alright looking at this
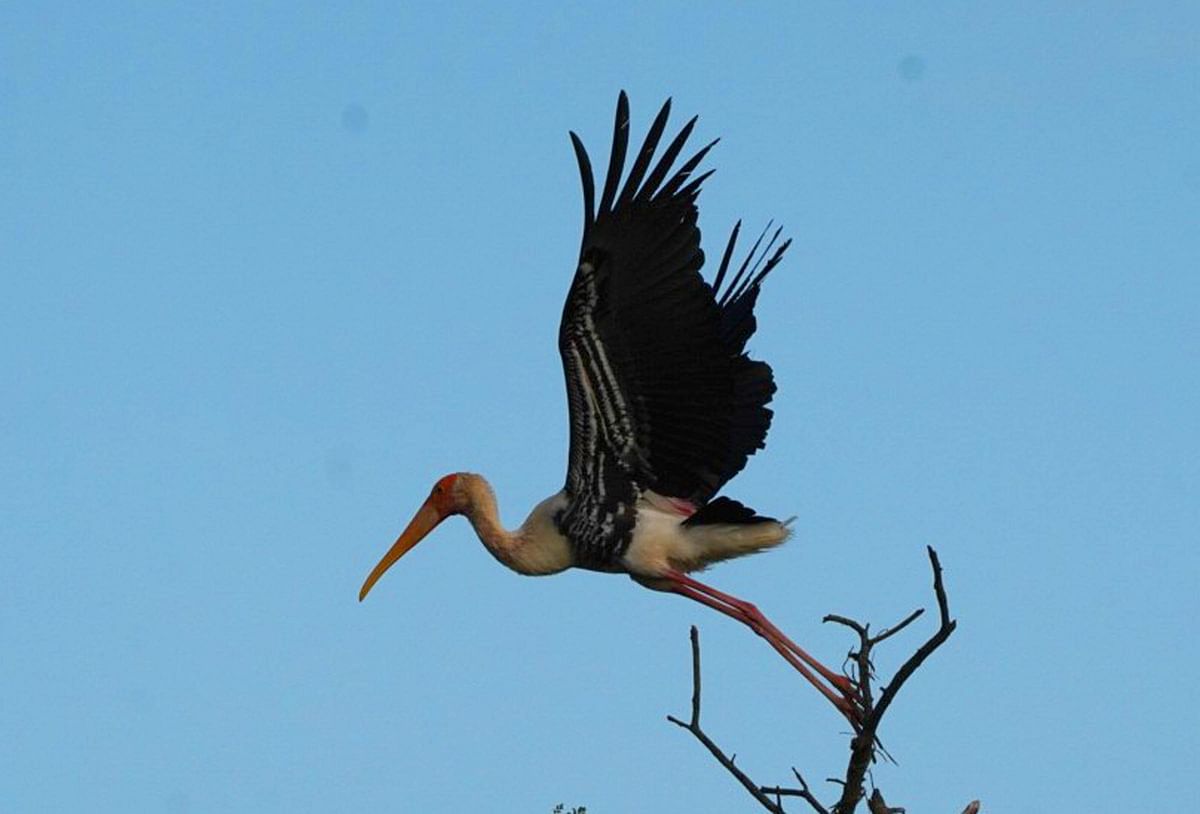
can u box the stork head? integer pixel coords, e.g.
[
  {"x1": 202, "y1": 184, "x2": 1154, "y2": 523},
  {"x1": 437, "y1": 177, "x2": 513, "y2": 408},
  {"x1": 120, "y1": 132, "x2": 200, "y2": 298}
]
[{"x1": 358, "y1": 473, "x2": 468, "y2": 601}]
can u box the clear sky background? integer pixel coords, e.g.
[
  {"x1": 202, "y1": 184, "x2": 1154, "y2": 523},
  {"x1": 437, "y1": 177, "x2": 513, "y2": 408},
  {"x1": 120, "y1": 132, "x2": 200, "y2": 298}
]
[{"x1": 2, "y1": 3, "x2": 1197, "y2": 812}]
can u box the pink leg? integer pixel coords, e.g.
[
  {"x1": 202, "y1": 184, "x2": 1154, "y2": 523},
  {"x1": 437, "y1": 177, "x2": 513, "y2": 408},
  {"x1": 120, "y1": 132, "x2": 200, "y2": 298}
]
[{"x1": 662, "y1": 570, "x2": 861, "y2": 725}]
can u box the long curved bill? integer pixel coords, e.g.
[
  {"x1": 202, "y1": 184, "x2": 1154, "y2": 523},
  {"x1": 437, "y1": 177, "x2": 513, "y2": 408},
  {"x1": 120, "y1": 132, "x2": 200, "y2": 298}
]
[{"x1": 359, "y1": 499, "x2": 445, "y2": 601}]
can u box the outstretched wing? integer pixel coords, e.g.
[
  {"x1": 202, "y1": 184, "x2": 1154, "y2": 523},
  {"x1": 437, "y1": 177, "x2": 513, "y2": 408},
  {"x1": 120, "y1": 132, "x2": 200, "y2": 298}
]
[{"x1": 557, "y1": 93, "x2": 790, "y2": 566}]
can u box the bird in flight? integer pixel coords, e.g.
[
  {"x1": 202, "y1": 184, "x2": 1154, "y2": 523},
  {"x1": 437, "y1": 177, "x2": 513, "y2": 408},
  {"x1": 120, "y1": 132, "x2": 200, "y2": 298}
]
[{"x1": 359, "y1": 92, "x2": 858, "y2": 722}]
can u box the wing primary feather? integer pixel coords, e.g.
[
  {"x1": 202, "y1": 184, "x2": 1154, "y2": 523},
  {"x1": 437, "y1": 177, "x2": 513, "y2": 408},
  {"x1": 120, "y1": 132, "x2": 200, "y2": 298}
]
[
  {"x1": 711, "y1": 220, "x2": 742, "y2": 295},
  {"x1": 658, "y1": 138, "x2": 719, "y2": 199},
  {"x1": 720, "y1": 220, "x2": 772, "y2": 307},
  {"x1": 677, "y1": 168, "x2": 716, "y2": 200},
  {"x1": 638, "y1": 115, "x2": 698, "y2": 201},
  {"x1": 616, "y1": 98, "x2": 671, "y2": 209},
  {"x1": 598, "y1": 91, "x2": 631, "y2": 217},
  {"x1": 735, "y1": 225, "x2": 783, "y2": 301},
  {"x1": 749, "y1": 237, "x2": 792, "y2": 290},
  {"x1": 569, "y1": 132, "x2": 596, "y2": 239}
]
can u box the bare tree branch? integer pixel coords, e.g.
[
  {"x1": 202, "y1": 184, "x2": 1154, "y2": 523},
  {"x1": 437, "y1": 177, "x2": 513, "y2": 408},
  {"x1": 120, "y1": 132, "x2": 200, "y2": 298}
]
[
  {"x1": 759, "y1": 768, "x2": 831, "y2": 814},
  {"x1": 833, "y1": 546, "x2": 957, "y2": 814},
  {"x1": 667, "y1": 547, "x2": 968, "y2": 814},
  {"x1": 869, "y1": 607, "x2": 926, "y2": 646},
  {"x1": 868, "y1": 547, "x2": 956, "y2": 730},
  {"x1": 667, "y1": 626, "x2": 785, "y2": 814}
]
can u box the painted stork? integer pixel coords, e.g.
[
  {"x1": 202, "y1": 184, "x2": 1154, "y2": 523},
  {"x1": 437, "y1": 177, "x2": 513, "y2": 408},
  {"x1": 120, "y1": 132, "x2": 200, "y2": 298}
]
[{"x1": 359, "y1": 93, "x2": 858, "y2": 721}]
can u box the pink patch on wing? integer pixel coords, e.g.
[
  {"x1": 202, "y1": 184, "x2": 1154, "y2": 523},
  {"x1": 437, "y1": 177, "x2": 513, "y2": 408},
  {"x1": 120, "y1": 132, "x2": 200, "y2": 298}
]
[{"x1": 665, "y1": 497, "x2": 698, "y2": 517}]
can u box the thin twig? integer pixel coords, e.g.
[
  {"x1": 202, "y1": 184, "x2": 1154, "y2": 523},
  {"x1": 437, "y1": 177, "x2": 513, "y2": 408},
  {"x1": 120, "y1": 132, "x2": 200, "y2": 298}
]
[
  {"x1": 792, "y1": 768, "x2": 831, "y2": 814},
  {"x1": 868, "y1": 547, "x2": 956, "y2": 730},
  {"x1": 760, "y1": 787, "x2": 830, "y2": 814},
  {"x1": 823, "y1": 614, "x2": 868, "y2": 637},
  {"x1": 666, "y1": 626, "x2": 785, "y2": 814},
  {"x1": 869, "y1": 608, "x2": 925, "y2": 646}
]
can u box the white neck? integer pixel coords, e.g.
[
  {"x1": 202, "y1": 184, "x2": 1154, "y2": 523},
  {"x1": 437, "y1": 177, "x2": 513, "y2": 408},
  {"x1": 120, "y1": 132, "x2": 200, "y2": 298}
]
[{"x1": 460, "y1": 476, "x2": 572, "y2": 576}]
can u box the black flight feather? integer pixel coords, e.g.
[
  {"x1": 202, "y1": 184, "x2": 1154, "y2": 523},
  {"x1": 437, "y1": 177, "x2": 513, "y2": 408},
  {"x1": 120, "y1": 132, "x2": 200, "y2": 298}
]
[
  {"x1": 568, "y1": 132, "x2": 595, "y2": 238},
  {"x1": 616, "y1": 98, "x2": 672, "y2": 210},
  {"x1": 557, "y1": 93, "x2": 792, "y2": 564},
  {"x1": 597, "y1": 91, "x2": 630, "y2": 218}
]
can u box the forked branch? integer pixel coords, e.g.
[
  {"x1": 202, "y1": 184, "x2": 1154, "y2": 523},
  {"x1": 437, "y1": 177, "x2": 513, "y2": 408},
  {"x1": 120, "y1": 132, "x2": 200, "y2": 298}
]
[
  {"x1": 667, "y1": 626, "x2": 786, "y2": 814},
  {"x1": 667, "y1": 546, "x2": 968, "y2": 813}
]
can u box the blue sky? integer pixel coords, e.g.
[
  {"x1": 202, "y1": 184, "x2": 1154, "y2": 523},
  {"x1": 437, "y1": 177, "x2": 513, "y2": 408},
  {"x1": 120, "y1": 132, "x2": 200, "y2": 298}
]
[{"x1": 2, "y1": 2, "x2": 1196, "y2": 811}]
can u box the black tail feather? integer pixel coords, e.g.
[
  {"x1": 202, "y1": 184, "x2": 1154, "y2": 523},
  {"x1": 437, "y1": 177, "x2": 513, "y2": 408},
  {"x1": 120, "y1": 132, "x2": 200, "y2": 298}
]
[{"x1": 684, "y1": 496, "x2": 778, "y2": 526}]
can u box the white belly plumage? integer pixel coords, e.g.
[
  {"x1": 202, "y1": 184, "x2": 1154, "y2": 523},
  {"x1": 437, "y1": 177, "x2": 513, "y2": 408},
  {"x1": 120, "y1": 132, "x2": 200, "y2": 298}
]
[{"x1": 620, "y1": 493, "x2": 791, "y2": 576}]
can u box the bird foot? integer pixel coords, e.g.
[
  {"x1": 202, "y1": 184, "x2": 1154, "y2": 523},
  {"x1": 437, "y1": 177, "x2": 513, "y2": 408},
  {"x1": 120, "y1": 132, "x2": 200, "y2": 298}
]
[
  {"x1": 831, "y1": 676, "x2": 867, "y2": 728},
  {"x1": 829, "y1": 672, "x2": 855, "y2": 695},
  {"x1": 845, "y1": 698, "x2": 866, "y2": 728}
]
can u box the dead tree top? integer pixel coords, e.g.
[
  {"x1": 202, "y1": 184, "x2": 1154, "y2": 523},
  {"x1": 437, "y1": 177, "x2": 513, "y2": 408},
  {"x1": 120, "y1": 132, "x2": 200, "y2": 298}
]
[{"x1": 668, "y1": 546, "x2": 975, "y2": 814}]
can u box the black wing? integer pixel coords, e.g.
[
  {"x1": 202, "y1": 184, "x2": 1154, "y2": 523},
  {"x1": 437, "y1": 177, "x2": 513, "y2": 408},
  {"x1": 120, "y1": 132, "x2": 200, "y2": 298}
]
[{"x1": 557, "y1": 93, "x2": 790, "y2": 567}]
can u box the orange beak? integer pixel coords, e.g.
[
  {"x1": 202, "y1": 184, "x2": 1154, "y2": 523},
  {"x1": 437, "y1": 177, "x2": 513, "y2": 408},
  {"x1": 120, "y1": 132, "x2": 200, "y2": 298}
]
[{"x1": 358, "y1": 497, "x2": 446, "y2": 601}]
